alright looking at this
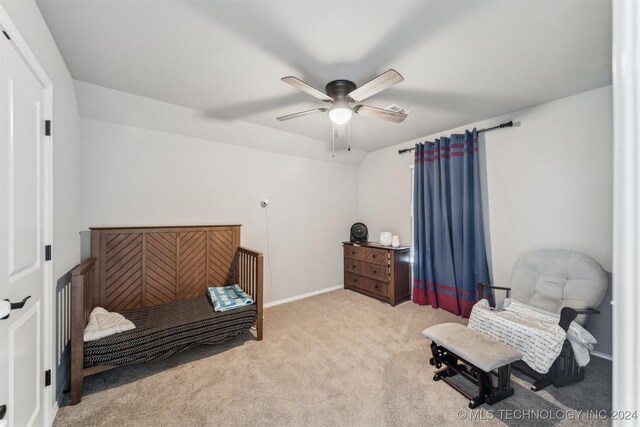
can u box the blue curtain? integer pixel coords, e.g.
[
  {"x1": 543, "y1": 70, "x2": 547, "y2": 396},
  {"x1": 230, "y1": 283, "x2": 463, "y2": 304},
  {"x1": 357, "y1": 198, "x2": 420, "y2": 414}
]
[{"x1": 412, "y1": 129, "x2": 492, "y2": 317}]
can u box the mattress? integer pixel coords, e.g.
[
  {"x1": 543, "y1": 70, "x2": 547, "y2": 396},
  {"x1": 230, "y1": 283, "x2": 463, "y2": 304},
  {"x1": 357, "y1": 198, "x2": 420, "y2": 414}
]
[{"x1": 83, "y1": 296, "x2": 257, "y2": 368}]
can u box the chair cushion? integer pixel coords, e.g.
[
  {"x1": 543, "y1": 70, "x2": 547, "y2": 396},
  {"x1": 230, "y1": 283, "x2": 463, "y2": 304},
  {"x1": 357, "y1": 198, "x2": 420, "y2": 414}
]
[
  {"x1": 422, "y1": 323, "x2": 521, "y2": 372},
  {"x1": 510, "y1": 250, "x2": 607, "y2": 323}
]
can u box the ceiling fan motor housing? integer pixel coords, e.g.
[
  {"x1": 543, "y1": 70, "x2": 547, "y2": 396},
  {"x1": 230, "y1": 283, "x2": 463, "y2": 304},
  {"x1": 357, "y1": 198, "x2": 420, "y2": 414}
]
[{"x1": 325, "y1": 80, "x2": 357, "y2": 101}]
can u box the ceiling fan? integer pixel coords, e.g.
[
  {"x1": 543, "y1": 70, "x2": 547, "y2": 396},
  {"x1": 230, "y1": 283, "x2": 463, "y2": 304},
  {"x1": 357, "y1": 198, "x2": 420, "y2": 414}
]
[{"x1": 276, "y1": 69, "x2": 407, "y2": 125}]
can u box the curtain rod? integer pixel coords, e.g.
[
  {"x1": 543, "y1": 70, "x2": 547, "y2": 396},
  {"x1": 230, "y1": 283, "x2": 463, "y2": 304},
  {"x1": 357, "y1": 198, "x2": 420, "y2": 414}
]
[{"x1": 397, "y1": 120, "x2": 513, "y2": 155}]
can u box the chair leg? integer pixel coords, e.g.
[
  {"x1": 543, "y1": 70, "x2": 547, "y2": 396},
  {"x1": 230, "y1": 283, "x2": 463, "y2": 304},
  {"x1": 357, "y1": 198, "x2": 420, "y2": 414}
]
[
  {"x1": 469, "y1": 371, "x2": 492, "y2": 408},
  {"x1": 551, "y1": 342, "x2": 585, "y2": 388},
  {"x1": 514, "y1": 341, "x2": 587, "y2": 391},
  {"x1": 531, "y1": 376, "x2": 553, "y2": 391},
  {"x1": 429, "y1": 343, "x2": 516, "y2": 408},
  {"x1": 553, "y1": 370, "x2": 585, "y2": 388},
  {"x1": 481, "y1": 365, "x2": 515, "y2": 406}
]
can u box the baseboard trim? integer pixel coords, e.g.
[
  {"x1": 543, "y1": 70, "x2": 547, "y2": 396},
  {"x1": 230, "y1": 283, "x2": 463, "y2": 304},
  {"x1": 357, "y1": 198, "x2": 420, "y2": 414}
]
[
  {"x1": 51, "y1": 401, "x2": 59, "y2": 423},
  {"x1": 591, "y1": 351, "x2": 612, "y2": 361},
  {"x1": 55, "y1": 370, "x2": 70, "y2": 409},
  {"x1": 264, "y1": 285, "x2": 343, "y2": 309},
  {"x1": 51, "y1": 371, "x2": 68, "y2": 422}
]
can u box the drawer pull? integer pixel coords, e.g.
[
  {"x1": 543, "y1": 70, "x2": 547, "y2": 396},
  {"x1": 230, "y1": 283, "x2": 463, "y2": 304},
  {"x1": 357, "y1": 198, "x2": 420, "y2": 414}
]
[
  {"x1": 375, "y1": 283, "x2": 379, "y2": 289},
  {"x1": 372, "y1": 255, "x2": 376, "y2": 258},
  {"x1": 352, "y1": 265, "x2": 357, "y2": 269},
  {"x1": 373, "y1": 269, "x2": 377, "y2": 274},
  {"x1": 353, "y1": 278, "x2": 358, "y2": 282},
  {"x1": 352, "y1": 251, "x2": 356, "y2": 255}
]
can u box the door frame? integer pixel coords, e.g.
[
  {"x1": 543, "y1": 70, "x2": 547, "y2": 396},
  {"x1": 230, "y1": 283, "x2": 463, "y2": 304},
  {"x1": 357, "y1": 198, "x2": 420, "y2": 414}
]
[
  {"x1": 612, "y1": 0, "x2": 640, "y2": 419},
  {"x1": 0, "y1": 4, "x2": 54, "y2": 426}
]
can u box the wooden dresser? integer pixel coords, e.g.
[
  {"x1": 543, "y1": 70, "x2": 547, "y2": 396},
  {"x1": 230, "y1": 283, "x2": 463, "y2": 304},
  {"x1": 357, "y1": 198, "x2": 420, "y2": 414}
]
[{"x1": 343, "y1": 241, "x2": 411, "y2": 306}]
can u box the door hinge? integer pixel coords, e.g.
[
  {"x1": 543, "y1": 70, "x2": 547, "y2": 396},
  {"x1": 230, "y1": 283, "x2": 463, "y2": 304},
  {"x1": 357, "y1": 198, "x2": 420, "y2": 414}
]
[
  {"x1": 45, "y1": 370, "x2": 51, "y2": 387},
  {"x1": 45, "y1": 120, "x2": 52, "y2": 136},
  {"x1": 45, "y1": 245, "x2": 52, "y2": 261}
]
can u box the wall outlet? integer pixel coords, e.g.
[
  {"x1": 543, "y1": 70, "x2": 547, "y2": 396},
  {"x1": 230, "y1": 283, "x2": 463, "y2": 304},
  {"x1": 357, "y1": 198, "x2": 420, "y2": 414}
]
[{"x1": 260, "y1": 199, "x2": 270, "y2": 208}]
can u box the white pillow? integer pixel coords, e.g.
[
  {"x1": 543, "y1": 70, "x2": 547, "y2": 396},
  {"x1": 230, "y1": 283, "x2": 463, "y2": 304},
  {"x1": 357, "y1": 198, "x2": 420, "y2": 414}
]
[{"x1": 84, "y1": 307, "x2": 136, "y2": 342}]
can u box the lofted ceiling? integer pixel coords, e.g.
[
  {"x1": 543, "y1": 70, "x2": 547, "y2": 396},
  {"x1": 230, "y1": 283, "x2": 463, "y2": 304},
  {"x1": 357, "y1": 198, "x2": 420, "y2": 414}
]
[{"x1": 36, "y1": 0, "x2": 612, "y2": 153}]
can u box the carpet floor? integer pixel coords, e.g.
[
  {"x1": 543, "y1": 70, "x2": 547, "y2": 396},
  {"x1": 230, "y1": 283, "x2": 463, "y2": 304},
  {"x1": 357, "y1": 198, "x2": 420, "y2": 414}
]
[{"x1": 54, "y1": 289, "x2": 612, "y2": 427}]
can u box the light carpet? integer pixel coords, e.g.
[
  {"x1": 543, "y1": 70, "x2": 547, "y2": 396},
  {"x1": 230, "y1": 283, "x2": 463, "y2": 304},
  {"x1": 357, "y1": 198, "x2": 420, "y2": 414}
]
[{"x1": 54, "y1": 289, "x2": 612, "y2": 426}]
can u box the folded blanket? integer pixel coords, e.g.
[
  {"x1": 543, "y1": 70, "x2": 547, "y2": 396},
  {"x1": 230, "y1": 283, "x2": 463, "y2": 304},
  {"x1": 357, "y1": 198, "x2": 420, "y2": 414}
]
[
  {"x1": 500, "y1": 298, "x2": 596, "y2": 367},
  {"x1": 207, "y1": 284, "x2": 254, "y2": 312},
  {"x1": 84, "y1": 307, "x2": 136, "y2": 342},
  {"x1": 468, "y1": 298, "x2": 596, "y2": 374},
  {"x1": 469, "y1": 299, "x2": 564, "y2": 373}
]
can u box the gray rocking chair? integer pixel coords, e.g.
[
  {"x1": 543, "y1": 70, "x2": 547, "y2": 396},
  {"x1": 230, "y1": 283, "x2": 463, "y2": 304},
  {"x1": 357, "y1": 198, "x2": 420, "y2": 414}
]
[{"x1": 477, "y1": 249, "x2": 607, "y2": 391}]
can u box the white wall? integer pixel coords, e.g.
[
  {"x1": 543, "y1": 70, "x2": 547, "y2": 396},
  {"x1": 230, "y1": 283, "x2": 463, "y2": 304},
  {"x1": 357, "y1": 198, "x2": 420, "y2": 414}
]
[
  {"x1": 1, "y1": 0, "x2": 82, "y2": 405},
  {"x1": 358, "y1": 86, "x2": 613, "y2": 354},
  {"x1": 80, "y1": 117, "x2": 358, "y2": 303}
]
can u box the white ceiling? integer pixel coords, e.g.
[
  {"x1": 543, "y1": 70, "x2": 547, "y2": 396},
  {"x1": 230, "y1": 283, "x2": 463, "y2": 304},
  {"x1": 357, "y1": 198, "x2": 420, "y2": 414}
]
[{"x1": 37, "y1": 0, "x2": 612, "y2": 153}]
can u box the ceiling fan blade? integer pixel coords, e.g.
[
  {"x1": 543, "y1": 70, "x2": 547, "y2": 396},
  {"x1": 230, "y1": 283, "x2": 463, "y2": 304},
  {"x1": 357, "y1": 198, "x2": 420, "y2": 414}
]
[
  {"x1": 276, "y1": 108, "x2": 328, "y2": 121},
  {"x1": 348, "y1": 69, "x2": 404, "y2": 102},
  {"x1": 354, "y1": 105, "x2": 407, "y2": 123},
  {"x1": 281, "y1": 76, "x2": 333, "y2": 102}
]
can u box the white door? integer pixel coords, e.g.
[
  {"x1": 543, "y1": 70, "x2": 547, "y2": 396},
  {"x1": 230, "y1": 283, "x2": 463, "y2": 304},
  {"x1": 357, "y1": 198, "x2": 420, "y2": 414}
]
[{"x1": 0, "y1": 30, "x2": 51, "y2": 427}]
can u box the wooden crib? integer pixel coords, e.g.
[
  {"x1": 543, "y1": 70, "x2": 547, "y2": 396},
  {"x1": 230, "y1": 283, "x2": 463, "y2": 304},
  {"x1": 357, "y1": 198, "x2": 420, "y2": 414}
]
[{"x1": 69, "y1": 225, "x2": 263, "y2": 404}]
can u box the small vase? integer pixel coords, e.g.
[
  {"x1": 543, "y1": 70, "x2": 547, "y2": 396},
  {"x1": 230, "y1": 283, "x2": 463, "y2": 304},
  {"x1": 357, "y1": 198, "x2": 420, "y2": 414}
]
[{"x1": 391, "y1": 235, "x2": 400, "y2": 248}]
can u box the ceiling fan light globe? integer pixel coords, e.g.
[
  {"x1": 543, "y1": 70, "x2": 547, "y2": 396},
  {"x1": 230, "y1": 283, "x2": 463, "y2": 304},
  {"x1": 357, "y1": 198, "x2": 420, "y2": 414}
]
[{"x1": 329, "y1": 107, "x2": 352, "y2": 124}]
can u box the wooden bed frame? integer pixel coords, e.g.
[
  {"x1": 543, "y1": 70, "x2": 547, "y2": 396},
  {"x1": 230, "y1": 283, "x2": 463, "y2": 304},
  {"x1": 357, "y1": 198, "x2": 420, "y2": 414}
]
[{"x1": 69, "y1": 225, "x2": 263, "y2": 405}]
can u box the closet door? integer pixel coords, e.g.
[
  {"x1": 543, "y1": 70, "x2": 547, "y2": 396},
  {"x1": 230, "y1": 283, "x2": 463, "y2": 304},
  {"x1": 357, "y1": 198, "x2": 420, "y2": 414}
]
[{"x1": 0, "y1": 31, "x2": 50, "y2": 427}]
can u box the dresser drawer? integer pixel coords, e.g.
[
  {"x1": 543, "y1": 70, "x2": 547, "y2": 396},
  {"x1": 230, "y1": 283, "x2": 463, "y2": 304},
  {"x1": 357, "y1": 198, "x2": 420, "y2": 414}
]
[
  {"x1": 364, "y1": 247, "x2": 388, "y2": 266},
  {"x1": 345, "y1": 271, "x2": 365, "y2": 288},
  {"x1": 365, "y1": 278, "x2": 389, "y2": 298},
  {"x1": 344, "y1": 245, "x2": 367, "y2": 261},
  {"x1": 363, "y1": 263, "x2": 388, "y2": 282},
  {"x1": 345, "y1": 259, "x2": 363, "y2": 275},
  {"x1": 345, "y1": 273, "x2": 389, "y2": 298}
]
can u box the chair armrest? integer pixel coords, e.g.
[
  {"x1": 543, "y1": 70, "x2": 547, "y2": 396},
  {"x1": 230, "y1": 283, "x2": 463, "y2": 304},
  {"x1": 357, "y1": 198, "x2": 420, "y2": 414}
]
[
  {"x1": 559, "y1": 307, "x2": 578, "y2": 332},
  {"x1": 573, "y1": 308, "x2": 600, "y2": 315},
  {"x1": 568, "y1": 307, "x2": 600, "y2": 328},
  {"x1": 476, "y1": 282, "x2": 511, "y2": 298},
  {"x1": 487, "y1": 285, "x2": 512, "y2": 292}
]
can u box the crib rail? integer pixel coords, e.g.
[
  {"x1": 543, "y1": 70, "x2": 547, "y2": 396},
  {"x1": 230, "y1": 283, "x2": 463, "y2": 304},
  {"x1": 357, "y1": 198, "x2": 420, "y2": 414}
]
[
  {"x1": 235, "y1": 246, "x2": 263, "y2": 340},
  {"x1": 56, "y1": 277, "x2": 71, "y2": 367},
  {"x1": 70, "y1": 258, "x2": 97, "y2": 405}
]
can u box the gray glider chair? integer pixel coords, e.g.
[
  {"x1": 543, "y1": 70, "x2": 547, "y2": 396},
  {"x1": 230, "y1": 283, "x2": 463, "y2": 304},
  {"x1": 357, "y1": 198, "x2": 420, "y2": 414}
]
[{"x1": 478, "y1": 249, "x2": 607, "y2": 391}]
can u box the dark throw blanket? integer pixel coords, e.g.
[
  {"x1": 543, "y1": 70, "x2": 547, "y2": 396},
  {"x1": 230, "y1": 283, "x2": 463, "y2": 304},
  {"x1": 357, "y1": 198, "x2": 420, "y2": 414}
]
[{"x1": 83, "y1": 296, "x2": 257, "y2": 368}]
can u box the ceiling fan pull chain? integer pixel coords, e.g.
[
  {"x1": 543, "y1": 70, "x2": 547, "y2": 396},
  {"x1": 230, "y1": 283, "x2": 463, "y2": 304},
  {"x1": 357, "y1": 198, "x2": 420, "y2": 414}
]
[
  {"x1": 332, "y1": 123, "x2": 336, "y2": 158},
  {"x1": 347, "y1": 120, "x2": 351, "y2": 152}
]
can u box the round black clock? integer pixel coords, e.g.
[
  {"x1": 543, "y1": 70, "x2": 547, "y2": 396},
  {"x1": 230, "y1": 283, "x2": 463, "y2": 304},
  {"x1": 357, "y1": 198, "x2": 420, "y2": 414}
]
[{"x1": 350, "y1": 222, "x2": 368, "y2": 243}]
